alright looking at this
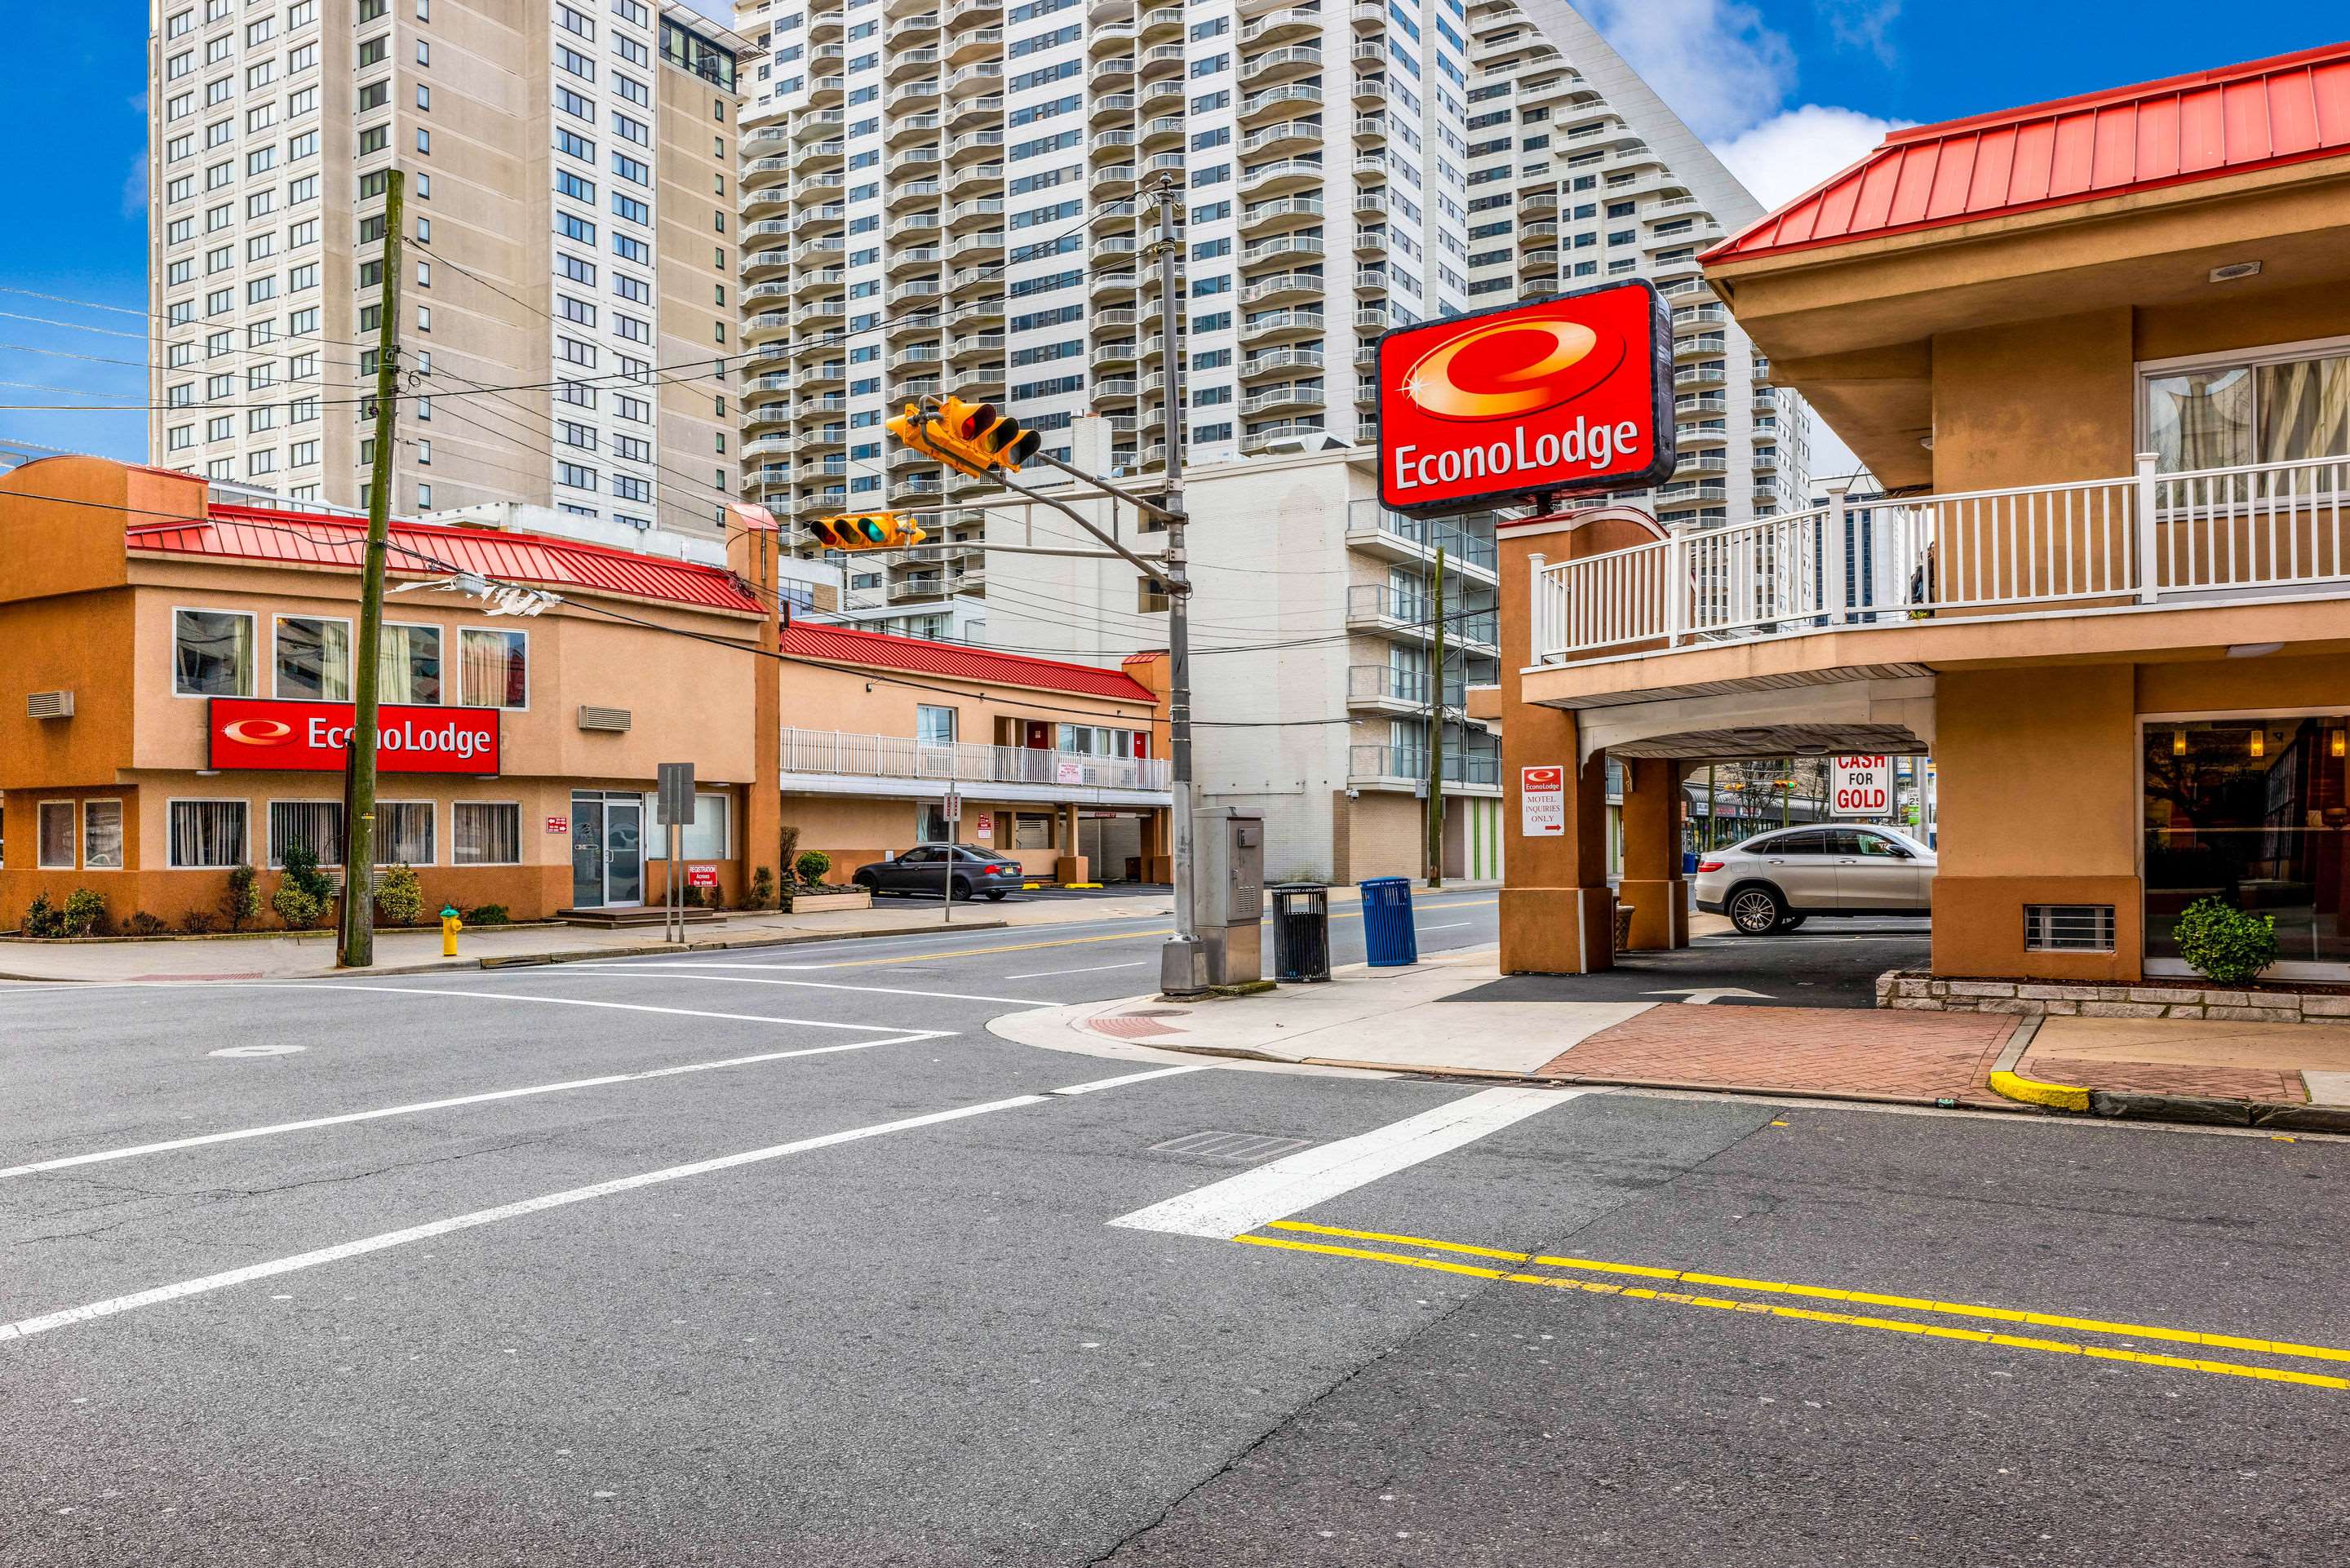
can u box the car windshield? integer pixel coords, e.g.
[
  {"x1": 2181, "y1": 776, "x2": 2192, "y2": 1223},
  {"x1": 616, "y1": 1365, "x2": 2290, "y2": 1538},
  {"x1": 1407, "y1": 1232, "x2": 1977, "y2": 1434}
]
[{"x1": 917, "y1": 844, "x2": 999, "y2": 860}]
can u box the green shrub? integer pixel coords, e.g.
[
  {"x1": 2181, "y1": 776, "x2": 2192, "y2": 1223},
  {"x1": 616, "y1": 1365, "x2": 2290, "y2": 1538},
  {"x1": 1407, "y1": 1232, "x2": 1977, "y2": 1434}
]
[
  {"x1": 59, "y1": 888, "x2": 109, "y2": 938},
  {"x1": 795, "y1": 849, "x2": 832, "y2": 888},
  {"x1": 125, "y1": 910, "x2": 168, "y2": 937},
  {"x1": 464, "y1": 903, "x2": 512, "y2": 927},
  {"x1": 374, "y1": 863, "x2": 424, "y2": 927},
  {"x1": 271, "y1": 882, "x2": 326, "y2": 929},
  {"x1": 20, "y1": 892, "x2": 64, "y2": 939},
  {"x1": 748, "y1": 866, "x2": 776, "y2": 910},
  {"x1": 180, "y1": 909, "x2": 220, "y2": 935},
  {"x1": 2174, "y1": 896, "x2": 2279, "y2": 986},
  {"x1": 271, "y1": 844, "x2": 336, "y2": 929},
  {"x1": 224, "y1": 864, "x2": 261, "y2": 931}
]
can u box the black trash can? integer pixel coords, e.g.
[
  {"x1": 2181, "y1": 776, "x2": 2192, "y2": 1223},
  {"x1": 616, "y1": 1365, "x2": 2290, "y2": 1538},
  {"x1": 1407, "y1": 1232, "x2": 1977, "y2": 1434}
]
[{"x1": 1270, "y1": 882, "x2": 1332, "y2": 982}]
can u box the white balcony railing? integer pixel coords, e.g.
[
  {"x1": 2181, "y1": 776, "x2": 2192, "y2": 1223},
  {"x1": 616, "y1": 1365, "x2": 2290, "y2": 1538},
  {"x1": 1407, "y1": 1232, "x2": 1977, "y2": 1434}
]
[
  {"x1": 781, "y1": 726, "x2": 1172, "y2": 793},
  {"x1": 1532, "y1": 454, "x2": 2350, "y2": 666}
]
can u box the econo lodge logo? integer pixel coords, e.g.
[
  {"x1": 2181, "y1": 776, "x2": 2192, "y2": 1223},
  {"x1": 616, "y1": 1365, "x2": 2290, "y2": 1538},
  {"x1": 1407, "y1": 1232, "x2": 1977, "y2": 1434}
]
[
  {"x1": 219, "y1": 718, "x2": 295, "y2": 747},
  {"x1": 1375, "y1": 281, "x2": 1673, "y2": 515},
  {"x1": 206, "y1": 698, "x2": 502, "y2": 775}
]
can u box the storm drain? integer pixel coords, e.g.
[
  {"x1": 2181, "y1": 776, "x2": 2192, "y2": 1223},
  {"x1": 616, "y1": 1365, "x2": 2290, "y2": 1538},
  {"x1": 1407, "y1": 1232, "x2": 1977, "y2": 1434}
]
[{"x1": 1148, "y1": 1131, "x2": 1313, "y2": 1163}]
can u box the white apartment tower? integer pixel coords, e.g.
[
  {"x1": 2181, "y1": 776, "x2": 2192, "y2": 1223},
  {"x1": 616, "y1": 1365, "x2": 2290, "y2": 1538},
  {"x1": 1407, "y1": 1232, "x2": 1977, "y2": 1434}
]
[
  {"x1": 148, "y1": 0, "x2": 748, "y2": 539},
  {"x1": 732, "y1": 0, "x2": 1482, "y2": 635},
  {"x1": 1464, "y1": 0, "x2": 1812, "y2": 524}
]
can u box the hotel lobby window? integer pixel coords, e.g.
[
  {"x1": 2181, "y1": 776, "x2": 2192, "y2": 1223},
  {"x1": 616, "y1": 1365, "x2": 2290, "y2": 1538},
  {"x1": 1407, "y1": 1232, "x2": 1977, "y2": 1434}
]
[{"x1": 2144, "y1": 716, "x2": 2350, "y2": 972}]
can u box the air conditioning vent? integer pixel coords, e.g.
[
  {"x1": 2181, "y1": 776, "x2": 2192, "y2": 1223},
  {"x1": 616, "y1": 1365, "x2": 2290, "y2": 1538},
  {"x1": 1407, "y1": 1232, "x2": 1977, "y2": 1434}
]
[
  {"x1": 27, "y1": 690, "x2": 73, "y2": 720},
  {"x1": 2024, "y1": 904, "x2": 2115, "y2": 953},
  {"x1": 578, "y1": 705, "x2": 633, "y2": 733}
]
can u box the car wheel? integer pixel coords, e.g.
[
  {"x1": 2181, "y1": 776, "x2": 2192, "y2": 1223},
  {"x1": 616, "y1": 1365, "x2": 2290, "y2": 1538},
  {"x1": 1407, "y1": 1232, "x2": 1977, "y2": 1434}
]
[
  {"x1": 1727, "y1": 885, "x2": 1783, "y2": 936},
  {"x1": 983, "y1": 889, "x2": 1007, "y2": 901},
  {"x1": 951, "y1": 878, "x2": 973, "y2": 901},
  {"x1": 853, "y1": 873, "x2": 876, "y2": 891}
]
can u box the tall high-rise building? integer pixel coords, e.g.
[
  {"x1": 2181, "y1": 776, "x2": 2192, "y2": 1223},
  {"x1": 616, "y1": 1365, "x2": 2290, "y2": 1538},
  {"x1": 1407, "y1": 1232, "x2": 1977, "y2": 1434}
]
[
  {"x1": 731, "y1": 0, "x2": 1482, "y2": 636},
  {"x1": 147, "y1": 0, "x2": 748, "y2": 538},
  {"x1": 1465, "y1": 0, "x2": 1812, "y2": 524}
]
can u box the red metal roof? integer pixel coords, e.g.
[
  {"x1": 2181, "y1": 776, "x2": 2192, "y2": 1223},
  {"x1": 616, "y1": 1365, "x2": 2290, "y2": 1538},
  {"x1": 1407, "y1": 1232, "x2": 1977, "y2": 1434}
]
[
  {"x1": 126, "y1": 505, "x2": 762, "y2": 613},
  {"x1": 1707, "y1": 40, "x2": 2350, "y2": 264},
  {"x1": 779, "y1": 621, "x2": 1159, "y2": 705}
]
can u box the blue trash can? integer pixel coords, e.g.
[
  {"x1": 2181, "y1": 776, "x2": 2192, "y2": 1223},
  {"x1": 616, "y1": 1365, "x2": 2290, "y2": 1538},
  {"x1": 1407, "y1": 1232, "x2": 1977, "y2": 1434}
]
[
  {"x1": 1359, "y1": 876, "x2": 1417, "y2": 968},
  {"x1": 1682, "y1": 851, "x2": 1700, "y2": 875}
]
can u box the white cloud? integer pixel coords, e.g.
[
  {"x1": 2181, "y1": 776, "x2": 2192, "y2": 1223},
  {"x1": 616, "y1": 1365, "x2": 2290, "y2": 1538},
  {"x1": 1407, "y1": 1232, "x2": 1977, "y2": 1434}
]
[
  {"x1": 1579, "y1": 0, "x2": 1796, "y2": 140},
  {"x1": 1715, "y1": 104, "x2": 1909, "y2": 210}
]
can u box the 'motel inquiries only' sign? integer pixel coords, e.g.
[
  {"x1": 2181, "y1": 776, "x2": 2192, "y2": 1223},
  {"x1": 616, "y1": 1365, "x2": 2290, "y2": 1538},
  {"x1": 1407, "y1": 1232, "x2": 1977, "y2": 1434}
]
[
  {"x1": 207, "y1": 698, "x2": 503, "y2": 774},
  {"x1": 1375, "y1": 281, "x2": 1675, "y2": 516}
]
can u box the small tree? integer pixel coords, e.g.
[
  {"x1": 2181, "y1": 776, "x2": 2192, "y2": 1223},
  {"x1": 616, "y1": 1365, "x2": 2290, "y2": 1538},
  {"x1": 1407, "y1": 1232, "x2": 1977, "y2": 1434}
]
[
  {"x1": 794, "y1": 849, "x2": 832, "y2": 888},
  {"x1": 60, "y1": 888, "x2": 109, "y2": 937},
  {"x1": 223, "y1": 864, "x2": 262, "y2": 932},
  {"x1": 748, "y1": 866, "x2": 777, "y2": 910},
  {"x1": 2174, "y1": 896, "x2": 2279, "y2": 986},
  {"x1": 271, "y1": 844, "x2": 336, "y2": 930},
  {"x1": 20, "y1": 892, "x2": 64, "y2": 938},
  {"x1": 374, "y1": 863, "x2": 424, "y2": 927}
]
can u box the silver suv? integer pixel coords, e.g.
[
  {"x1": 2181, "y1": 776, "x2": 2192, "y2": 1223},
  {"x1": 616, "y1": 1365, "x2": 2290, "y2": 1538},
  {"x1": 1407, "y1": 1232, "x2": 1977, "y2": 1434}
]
[{"x1": 1692, "y1": 826, "x2": 1936, "y2": 935}]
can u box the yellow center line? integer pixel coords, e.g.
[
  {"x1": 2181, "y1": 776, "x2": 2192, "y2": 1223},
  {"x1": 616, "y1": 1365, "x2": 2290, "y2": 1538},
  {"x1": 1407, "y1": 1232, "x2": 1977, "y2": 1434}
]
[
  {"x1": 808, "y1": 899, "x2": 1495, "y2": 968},
  {"x1": 1234, "y1": 1234, "x2": 2350, "y2": 1393},
  {"x1": 1261, "y1": 1220, "x2": 2350, "y2": 1371}
]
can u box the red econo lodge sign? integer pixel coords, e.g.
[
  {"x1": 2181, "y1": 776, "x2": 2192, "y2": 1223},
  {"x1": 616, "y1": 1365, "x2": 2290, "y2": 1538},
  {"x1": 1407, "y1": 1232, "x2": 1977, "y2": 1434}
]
[
  {"x1": 1375, "y1": 281, "x2": 1674, "y2": 516},
  {"x1": 207, "y1": 698, "x2": 503, "y2": 774}
]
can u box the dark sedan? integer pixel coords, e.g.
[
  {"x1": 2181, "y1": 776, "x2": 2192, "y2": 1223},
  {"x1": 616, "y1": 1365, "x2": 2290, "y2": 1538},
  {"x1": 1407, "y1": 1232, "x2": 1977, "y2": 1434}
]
[{"x1": 852, "y1": 844, "x2": 1026, "y2": 901}]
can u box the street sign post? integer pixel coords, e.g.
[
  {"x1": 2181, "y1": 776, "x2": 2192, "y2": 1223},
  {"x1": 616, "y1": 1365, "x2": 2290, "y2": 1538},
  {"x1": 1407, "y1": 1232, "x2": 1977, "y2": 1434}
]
[
  {"x1": 656, "y1": 763, "x2": 696, "y2": 943},
  {"x1": 941, "y1": 792, "x2": 964, "y2": 924}
]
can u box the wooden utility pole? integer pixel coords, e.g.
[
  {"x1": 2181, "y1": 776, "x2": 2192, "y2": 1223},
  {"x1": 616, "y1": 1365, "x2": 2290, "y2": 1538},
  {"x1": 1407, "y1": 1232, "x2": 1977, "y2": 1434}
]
[
  {"x1": 1425, "y1": 545, "x2": 1446, "y2": 887},
  {"x1": 339, "y1": 167, "x2": 406, "y2": 968}
]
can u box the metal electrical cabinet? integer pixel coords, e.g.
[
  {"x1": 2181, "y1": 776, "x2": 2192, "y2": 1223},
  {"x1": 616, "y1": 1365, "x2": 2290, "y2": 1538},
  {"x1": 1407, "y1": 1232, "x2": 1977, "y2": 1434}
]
[{"x1": 1191, "y1": 806, "x2": 1265, "y2": 986}]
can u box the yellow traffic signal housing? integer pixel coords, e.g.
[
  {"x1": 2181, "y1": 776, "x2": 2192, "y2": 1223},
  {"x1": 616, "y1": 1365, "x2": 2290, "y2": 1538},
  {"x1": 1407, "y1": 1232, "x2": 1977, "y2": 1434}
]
[
  {"x1": 810, "y1": 512, "x2": 928, "y2": 551},
  {"x1": 921, "y1": 396, "x2": 1044, "y2": 477}
]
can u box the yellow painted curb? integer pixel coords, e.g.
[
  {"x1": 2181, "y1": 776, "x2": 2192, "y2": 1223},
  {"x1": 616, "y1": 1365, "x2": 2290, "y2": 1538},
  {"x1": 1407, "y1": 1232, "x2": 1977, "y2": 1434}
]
[{"x1": 1988, "y1": 1070, "x2": 2091, "y2": 1113}]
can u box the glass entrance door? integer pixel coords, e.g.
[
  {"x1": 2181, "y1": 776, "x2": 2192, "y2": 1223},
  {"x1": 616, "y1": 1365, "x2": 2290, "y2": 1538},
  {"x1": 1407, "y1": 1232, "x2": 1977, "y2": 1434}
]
[
  {"x1": 570, "y1": 796, "x2": 606, "y2": 909},
  {"x1": 569, "y1": 791, "x2": 647, "y2": 909}
]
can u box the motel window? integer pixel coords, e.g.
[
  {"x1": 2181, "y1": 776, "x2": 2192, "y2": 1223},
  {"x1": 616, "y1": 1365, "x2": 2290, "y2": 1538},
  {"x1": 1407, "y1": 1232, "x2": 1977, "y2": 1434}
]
[
  {"x1": 83, "y1": 801, "x2": 125, "y2": 870},
  {"x1": 2143, "y1": 343, "x2": 2350, "y2": 472},
  {"x1": 453, "y1": 802, "x2": 521, "y2": 865},
  {"x1": 268, "y1": 800, "x2": 344, "y2": 868},
  {"x1": 459, "y1": 628, "x2": 529, "y2": 709},
  {"x1": 37, "y1": 802, "x2": 75, "y2": 870},
  {"x1": 174, "y1": 608, "x2": 255, "y2": 696},
  {"x1": 378, "y1": 801, "x2": 435, "y2": 866},
  {"x1": 169, "y1": 800, "x2": 248, "y2": 868},
  {"x1": 683, "y1": 791, "x2": 728, "y2": 859},
  {"x1": 381, "y1": 622, "x2": 443, "y2": 704},
  {"x1": 275, "y1": 615, "x2": 352, "y2": 700},
  {"x1": 916, "y1": 704, "x2": 956, "y2": 746}
]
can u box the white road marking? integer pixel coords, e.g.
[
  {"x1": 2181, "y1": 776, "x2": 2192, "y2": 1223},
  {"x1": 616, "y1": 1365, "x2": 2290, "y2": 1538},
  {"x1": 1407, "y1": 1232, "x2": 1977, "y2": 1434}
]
[
  {"x1": 209, "y1": 1045, "x2": 307, "y2": 1058},
  {"x1": 237, "y1": 982, "x2": 917, "y2": 1032},
  {"x1": 1108, "y1": 1086, "x2": 1586, "y2": 1239},
  {"x1": 561, "y1": 965, "x2": 1049, "y2": 1006},
  {"x1": 1002, "y1": 961, "x2": 1151, "y2": 980},
  {"x1": 1050, "y1": 1064, "x2": 1209, "y2": 1096},
  {"x1": 0, "y1": 1033, "x2": 943, "y2": 1182},
  {"x1": 1419, "y1": 923, "x2": 1473, "y2": 932},
  {"x1": 2, "y1": 1066, "x2": 1192, "y2": 1345},
  {"x1": 1643, "y1": 987, "x2": 1774, "y2": 1005}
]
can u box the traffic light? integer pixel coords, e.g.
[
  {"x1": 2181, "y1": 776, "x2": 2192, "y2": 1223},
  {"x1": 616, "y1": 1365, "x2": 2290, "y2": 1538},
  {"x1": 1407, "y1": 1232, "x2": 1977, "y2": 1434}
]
[
  {"x1": 809, "y1": 512, "x2": 927, "y2": 551},
  {"x1": 922, "y1": 396, "x2": 1044, "y2": 477}
]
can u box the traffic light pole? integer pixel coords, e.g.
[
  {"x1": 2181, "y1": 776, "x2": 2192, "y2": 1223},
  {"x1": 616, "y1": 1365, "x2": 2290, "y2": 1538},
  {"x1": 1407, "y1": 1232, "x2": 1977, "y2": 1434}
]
[{"x1": 1145, "y1": 177, "x2": 1204, "y2": 996}]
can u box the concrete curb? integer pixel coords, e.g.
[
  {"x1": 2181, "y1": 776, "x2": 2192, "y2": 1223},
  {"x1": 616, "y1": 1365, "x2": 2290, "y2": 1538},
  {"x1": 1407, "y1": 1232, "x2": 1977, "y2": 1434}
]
[
  {"x1": 1985, "y1": 1067, "x2": 2350, "y2": 1133},
  {"x1": 1986, "y1": 1070, "x2": 2091, "y2": 1113},
  {"x1": 0, "y1": 919, "x2": 1013, "y2": 983}
]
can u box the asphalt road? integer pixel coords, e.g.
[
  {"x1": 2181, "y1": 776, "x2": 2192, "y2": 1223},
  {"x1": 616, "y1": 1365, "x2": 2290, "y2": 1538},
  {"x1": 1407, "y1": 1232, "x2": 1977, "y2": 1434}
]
[
  {"x1": 4, "y1": 895, "x2": 2347, "y2": 1567},
  {"x1": 1446, "y1": 917, "x2": 1935, "y2": 1008}
]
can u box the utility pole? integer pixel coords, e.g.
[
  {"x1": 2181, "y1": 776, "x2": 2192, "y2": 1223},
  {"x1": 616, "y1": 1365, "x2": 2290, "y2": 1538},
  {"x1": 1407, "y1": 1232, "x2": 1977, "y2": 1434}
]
[
  {"x1": 1424, "y1": 544, "x2": 1445, "y2": 888},
  {"x1": 339, "y1": 167, "x2": 405, "y2": 969},
  {"x1": 1149, "y1": 176, "x2": 1205, "y2": 996}
]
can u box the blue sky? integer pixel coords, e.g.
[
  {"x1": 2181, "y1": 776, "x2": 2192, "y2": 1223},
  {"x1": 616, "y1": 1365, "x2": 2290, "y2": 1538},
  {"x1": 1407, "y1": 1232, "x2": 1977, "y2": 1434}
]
[{"x1": 0, "y1": 0, "x2": 2340, "y2": 465}]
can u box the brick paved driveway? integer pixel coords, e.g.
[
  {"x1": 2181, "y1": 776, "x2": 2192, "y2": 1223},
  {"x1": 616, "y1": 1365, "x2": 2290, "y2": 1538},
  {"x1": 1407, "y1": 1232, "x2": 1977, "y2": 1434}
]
[{"x1": 1536, "y1": 1003, "x2": 2020, "y2": 1105}]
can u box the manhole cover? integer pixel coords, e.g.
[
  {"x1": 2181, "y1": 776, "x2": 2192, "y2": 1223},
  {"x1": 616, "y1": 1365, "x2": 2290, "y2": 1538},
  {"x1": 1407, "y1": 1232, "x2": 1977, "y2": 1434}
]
[{"x1": 1148, "y1": 1131, "x2": 1313, "y2": 1163}]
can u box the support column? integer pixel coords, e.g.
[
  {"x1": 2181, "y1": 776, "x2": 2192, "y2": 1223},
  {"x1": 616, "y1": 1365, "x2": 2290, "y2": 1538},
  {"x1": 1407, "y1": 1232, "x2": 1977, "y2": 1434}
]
[
  {"x1": 1619, "y1": 756, "x2": 1687, "y2": 950},
  {"x1": 1056, "y1": 801, "x2": 1089, "y2": 885},
  {"x1": 726, "y1": 515, "x2": 784, "y2": 910}
]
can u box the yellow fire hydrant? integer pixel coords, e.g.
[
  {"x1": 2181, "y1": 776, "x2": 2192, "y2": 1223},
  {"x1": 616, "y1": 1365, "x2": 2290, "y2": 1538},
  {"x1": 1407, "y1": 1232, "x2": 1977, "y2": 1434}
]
[{"x1": 440, "y1": 905, "x2": 463, "y2": 958}]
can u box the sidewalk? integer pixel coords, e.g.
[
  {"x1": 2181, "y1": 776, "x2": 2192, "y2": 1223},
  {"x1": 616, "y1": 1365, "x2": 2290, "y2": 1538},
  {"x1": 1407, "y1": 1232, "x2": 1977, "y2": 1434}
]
[
  {"x1": 0, "y1": 891, "x2": 1175, "y2": 982},
  {"x1": 991, "y1": 946, "x2": 2350, "y2": 1126}
]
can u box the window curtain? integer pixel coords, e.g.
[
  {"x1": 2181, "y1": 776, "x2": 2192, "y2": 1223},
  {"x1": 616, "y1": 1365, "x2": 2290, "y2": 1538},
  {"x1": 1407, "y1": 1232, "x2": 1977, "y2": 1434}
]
[
  {"x1": 2145, "y1": 368, "x2": 2255, "y2": 472},
  {"x1": 82, "y1": 802, "x2": 124, "y2": 869},
  {"x1": 169, "y1": 801, "x2": 247, "y2": 869},
  {"x1": 175, "y1": 610, "x2": 253, "y2": 695},
  {"x1": 460, "y1": 630, "x2": 525, "y2": 708},
  {"x1": 379, "y1": 625, "x2": 441, "y2": 705},
  {"x1": 2259, "y1": 355, "x2": 2350, "y2": 466}
]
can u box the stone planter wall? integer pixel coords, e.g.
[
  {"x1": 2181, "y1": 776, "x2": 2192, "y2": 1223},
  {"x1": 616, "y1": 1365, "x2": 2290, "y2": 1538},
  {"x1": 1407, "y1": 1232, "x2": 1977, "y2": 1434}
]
[{"x1": 1877, "y1": 971, "x2": 2350, "y2": 1022}]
